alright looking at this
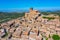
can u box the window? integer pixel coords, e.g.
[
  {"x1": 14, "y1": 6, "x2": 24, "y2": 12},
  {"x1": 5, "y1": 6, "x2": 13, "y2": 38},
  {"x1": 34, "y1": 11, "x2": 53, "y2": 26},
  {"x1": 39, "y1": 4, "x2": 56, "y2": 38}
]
[
  {"x1": 38, "y1": 14, "x2": 41, "y2": 16},
  {"x1": 35, "y1": 17, "x2": 38, "y2": 20},
  {"x1": 34, "y1": 26, "x2": 36, "y2": 28}
]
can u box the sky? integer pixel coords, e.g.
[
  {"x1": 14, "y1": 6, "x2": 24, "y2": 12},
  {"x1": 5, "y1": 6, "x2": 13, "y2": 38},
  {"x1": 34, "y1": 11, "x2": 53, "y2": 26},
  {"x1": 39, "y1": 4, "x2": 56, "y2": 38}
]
[{"x1": 0, "y1": 0, "x2": 60, "y2": 12}]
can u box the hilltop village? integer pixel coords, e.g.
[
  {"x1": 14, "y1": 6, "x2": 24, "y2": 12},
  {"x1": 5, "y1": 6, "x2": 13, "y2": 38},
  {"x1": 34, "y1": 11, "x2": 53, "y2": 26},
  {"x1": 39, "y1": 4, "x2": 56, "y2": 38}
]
[{"x1": 0, "y1": 8, "x2": 60, "y2": 40}]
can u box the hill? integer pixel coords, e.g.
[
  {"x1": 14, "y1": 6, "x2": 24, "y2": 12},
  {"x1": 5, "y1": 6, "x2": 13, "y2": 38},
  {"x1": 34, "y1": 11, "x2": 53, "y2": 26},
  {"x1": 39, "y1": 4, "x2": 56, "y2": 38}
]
[{"x1": 0, "y1": 12, "x2": 25, "y2": 23}]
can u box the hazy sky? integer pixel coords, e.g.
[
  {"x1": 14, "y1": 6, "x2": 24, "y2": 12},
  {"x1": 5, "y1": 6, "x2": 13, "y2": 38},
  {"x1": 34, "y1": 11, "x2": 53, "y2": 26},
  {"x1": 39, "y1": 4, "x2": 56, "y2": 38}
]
[{"x1": 0, "y1": 0, "x2": 60, "y2": 11}]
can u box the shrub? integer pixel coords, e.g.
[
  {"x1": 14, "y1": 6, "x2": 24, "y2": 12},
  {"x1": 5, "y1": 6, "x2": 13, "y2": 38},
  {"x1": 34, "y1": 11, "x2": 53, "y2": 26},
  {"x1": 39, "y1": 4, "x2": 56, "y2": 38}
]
[{"x1": 52, "y1": 34, "x2": 60, "y2": 40}]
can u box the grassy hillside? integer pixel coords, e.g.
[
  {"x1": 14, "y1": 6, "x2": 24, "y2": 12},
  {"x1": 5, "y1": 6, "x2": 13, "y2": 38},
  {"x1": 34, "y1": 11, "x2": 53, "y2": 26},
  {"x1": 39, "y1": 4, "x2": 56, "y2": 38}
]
[
  {"x1": 0, "y1": 12, "x2": 25, "y2": 23},
  {"x1": 41, "y1": 11, "x2": 60, "y2": 16}
]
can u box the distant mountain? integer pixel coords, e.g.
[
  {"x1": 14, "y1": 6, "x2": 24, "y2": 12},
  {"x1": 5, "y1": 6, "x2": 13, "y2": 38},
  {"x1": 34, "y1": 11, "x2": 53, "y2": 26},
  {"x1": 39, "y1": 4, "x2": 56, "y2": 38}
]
[
  {"x1": 0, "y1": 9, "x2": 60, "y2": 13},
  {"x1": 0, "y1": 9, "x2": 29, "y2": 13}
]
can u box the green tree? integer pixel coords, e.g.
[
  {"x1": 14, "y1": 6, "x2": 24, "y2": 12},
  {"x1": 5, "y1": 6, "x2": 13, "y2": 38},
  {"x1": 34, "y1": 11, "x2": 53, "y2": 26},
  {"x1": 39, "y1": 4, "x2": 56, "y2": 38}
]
[{"x1": 52, "y1": 34, "x2": 60, "y2": 40}]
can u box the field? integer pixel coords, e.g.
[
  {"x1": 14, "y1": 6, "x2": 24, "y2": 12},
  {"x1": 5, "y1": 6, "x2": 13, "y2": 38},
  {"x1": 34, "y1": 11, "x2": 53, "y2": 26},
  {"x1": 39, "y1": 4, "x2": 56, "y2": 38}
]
[{"x1": 0, "y1": 12, "x2": 25, "y2": 23}]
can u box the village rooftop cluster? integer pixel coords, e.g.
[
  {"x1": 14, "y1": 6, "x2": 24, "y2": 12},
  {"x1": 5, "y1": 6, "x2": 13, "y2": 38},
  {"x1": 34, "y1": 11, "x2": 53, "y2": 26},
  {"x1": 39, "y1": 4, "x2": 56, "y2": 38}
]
[{"x1": 0, "y1": 8, "x2": 60, "y2": 40}]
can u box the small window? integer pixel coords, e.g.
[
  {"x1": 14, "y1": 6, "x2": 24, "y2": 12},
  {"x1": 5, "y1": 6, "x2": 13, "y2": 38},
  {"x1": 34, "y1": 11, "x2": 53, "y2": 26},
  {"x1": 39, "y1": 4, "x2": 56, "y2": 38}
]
[
  {"x1": 34, "y1": 26, "x2": 36, "y2": 28},
  {"x1": 20, "y1": 22, "x2": 22, "y2": 24},
  {"x1": 35, "y1": 17, "x2": 38, "y2": 20},
  {"x1": 38, "y1": 14, "x2": 41, "y2": 16},
  {"x1": 27, "y1": 25, "x2": 28, "y2": 27}
]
